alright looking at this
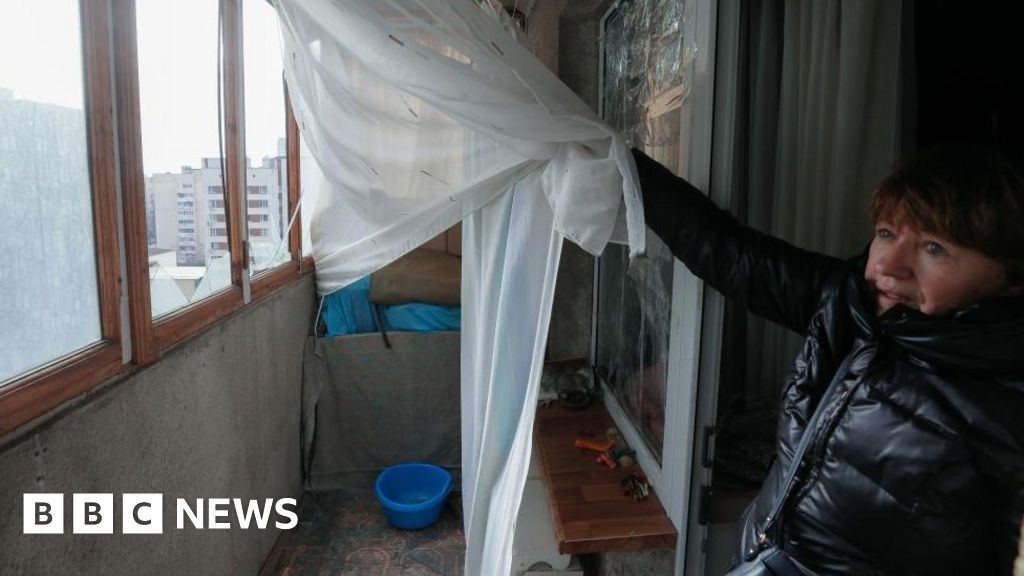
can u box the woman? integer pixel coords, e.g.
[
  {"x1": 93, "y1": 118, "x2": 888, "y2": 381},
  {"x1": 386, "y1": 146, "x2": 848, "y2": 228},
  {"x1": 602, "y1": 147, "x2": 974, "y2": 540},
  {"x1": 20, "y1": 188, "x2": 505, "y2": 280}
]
[{"x1": 633, "y1": 144, "x2": 1024, "y2": 575}]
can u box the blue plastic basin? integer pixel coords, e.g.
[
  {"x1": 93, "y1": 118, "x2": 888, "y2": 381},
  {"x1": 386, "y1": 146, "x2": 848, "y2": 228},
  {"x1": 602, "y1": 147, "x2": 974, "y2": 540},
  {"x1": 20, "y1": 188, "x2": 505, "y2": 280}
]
[{"x1": 375, "y1": 463, "x2": 453, "y2": 530}]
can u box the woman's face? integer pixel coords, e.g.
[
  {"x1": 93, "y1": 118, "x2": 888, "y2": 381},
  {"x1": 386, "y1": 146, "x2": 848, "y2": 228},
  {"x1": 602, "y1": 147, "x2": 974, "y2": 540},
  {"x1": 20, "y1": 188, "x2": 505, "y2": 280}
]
[{"x1": 865, "y1": 222, "x2": 1009, "y2": 316}]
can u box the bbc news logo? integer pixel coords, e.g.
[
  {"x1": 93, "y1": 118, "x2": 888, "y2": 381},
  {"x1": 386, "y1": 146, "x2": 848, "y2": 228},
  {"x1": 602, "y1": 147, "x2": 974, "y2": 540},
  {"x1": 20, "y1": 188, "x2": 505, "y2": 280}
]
[{"x1": 24, "y1": 494, "x2": 298, "y2": 534}]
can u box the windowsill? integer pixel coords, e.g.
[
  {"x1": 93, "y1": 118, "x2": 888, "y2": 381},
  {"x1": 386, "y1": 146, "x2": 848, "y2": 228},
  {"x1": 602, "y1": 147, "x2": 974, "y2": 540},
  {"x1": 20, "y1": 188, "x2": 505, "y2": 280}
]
[{"x1": 533, "y1": 403, "x2": 677, "y2": 555}]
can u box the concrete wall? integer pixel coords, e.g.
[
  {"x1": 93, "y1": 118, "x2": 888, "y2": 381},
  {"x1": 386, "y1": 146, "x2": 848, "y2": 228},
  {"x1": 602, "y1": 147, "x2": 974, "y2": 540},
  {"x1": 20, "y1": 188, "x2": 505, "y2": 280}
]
[
  {"x1": 545, "y1": 0, "x2": 612, "y2": 363},
  {"x1": 0, "y1": 275, "x2": 315, "y2": 576},
  {"x1": 548, "y1": 245, "x2": 596, "y2": 362},
  {"x1": 558, "y1": 1, "x2": 609, "y2": 111},
  {"x1": 596, "y1": 549, "x2": 676, "y2": 576}
]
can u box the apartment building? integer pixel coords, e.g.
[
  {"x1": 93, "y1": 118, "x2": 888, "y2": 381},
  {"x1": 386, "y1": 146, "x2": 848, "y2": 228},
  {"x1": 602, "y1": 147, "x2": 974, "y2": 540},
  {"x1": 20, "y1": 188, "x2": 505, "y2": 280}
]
[{"x1": 145, "y1": 146, "x2": 288, "y2": 269}]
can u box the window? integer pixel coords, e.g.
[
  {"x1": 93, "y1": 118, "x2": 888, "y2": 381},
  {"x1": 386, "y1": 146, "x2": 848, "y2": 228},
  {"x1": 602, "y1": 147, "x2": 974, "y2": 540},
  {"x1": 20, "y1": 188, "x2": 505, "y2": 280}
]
[
  {"x1": 596, "y1": 0, "x2": 686, "y2": 463},
  {"x1": 592, "y1": 3, "x2": 715, "y2": 547},
  {"x1": 244, "y1": 0, "x2": 291, "y2": 275},
  {"x1": 0, "y1": 0, "x2": 102, "y2": 383},
  {"x1": 1, "y1": 0, "x2": 307, "y2": 438},
  {"x1": 137, "y1": 0, "x2": 232, "y2": 319}
]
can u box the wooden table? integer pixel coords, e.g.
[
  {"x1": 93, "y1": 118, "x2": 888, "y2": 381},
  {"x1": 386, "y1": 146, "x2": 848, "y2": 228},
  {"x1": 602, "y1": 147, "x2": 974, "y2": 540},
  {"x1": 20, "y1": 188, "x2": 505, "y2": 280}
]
[{"x1": 534, "y1": 403, "x2": 677, "y2": 555}]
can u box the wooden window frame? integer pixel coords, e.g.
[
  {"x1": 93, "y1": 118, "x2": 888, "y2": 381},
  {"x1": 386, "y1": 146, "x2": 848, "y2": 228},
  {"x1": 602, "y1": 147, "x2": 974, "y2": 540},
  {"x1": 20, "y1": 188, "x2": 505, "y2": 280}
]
[
  {"x1": 250, "y1": 99, "x2": 310, "y2": 303},
  {"x1": 0, "y1": 0, "x2": 313, "y2": 439},
  {"x1": 224, "y1": 0, "x2": 246, "y2": 289},
  {"x1": 113, "y1": 0, "x2": 158, "y2": 364},
  {"x1": 0, "y1": 0, "x2": 124, "y2": 436},
  {"x1": 247, "y1": 0, "x2": 307, "y2": 299},
  {"x1": 291, "y1": 96, "x2": 316, "y2": 274},
  {"x1": 126, "y1": 0, "x2": 245, "y2": 352}
]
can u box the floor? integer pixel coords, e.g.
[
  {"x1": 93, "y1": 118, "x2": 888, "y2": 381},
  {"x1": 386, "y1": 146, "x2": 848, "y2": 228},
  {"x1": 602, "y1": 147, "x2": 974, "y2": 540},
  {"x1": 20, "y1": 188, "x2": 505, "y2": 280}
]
[
  {"x1": 705, "y1": 524, "x2": 738, "y2": 576},
  {"x1": 264, "y1": 488, "x2": 466, "y2": 576}
]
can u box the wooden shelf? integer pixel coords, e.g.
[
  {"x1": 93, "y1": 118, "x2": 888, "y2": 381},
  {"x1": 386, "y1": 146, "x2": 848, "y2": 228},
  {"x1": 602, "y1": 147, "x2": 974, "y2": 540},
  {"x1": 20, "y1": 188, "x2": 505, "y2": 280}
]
[{"x1": 534, "y1": 403, "x2": 677, "y2": 555}]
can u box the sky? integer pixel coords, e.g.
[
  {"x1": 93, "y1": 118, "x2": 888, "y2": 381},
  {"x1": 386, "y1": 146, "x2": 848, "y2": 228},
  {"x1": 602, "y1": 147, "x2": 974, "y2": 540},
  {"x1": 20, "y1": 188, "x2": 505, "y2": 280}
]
[{"x1": 0, "y1": 0, "x2": 287, "y2": 175}]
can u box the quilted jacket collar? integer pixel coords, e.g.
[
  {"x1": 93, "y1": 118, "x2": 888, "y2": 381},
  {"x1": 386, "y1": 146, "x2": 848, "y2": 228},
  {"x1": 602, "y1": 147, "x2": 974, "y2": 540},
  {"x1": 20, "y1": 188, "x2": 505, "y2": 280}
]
[{"x1": 847, "y1": 256, "x2": 1024, "y2": 379}]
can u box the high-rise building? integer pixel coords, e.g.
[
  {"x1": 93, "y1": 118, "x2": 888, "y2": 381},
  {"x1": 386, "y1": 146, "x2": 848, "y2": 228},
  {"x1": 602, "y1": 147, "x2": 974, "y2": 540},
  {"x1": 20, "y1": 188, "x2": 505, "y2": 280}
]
[
  {"x1": 145, "y1": 150, "x2": 288, "y2": 269},
  {"x1": 146, "y1": 172, "x2": 183, "y2": 253},
  {"x1": 249, "y1": 138, "x2": 290, "y2": 268}
]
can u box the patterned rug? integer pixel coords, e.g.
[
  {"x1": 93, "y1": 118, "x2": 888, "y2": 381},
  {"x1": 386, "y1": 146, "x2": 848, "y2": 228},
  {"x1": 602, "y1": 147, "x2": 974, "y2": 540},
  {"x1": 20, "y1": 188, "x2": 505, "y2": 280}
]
[{"x1": 267, "y1": 489, "x2": 466, "y2": 576}]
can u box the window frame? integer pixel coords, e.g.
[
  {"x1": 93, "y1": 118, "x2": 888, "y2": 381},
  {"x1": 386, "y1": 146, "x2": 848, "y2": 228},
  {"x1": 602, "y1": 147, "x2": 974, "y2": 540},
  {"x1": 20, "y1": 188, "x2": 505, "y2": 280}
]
[
  {"x1": 0, "y1": 0, "x2": 311, "y2": 439},
  {"x1": 242, "y1": 0, "x2": 306, "y2": 288},
  {"x1": 592, "y1": 2, "x2": 719, "y2": 575},
  {"x1": 0, "y1": 0, "x2": 123, "y2": 436},
  {"x1": 250, "y1": 90, "x2": 307, "y2": 299}
]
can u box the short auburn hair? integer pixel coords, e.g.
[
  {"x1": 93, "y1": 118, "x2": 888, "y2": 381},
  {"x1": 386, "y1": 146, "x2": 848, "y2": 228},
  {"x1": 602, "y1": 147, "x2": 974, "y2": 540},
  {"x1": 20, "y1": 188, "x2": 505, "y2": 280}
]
[{"x1": 870, "y1": 143, "x2": 1024, "y2": 283}]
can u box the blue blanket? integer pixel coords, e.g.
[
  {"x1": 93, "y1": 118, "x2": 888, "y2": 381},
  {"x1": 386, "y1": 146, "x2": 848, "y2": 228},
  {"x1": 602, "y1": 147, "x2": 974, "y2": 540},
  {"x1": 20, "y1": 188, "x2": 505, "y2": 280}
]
[{"x1": 322, "y1": 276, "x2": 460, "y2": 337}]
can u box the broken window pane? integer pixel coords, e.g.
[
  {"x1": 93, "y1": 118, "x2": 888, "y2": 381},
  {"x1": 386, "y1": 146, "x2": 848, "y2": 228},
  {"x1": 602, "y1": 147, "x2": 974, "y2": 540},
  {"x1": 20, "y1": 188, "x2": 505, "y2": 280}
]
[
  {"x1": 137, "y1": 0, "x2": 233, "y2": 318},
  {"x1": 244, "y1": 0, "x2": 292, "y2": 274},
  {"x1": 596, "y1": 0, "x2": 689, "y2": 462}
]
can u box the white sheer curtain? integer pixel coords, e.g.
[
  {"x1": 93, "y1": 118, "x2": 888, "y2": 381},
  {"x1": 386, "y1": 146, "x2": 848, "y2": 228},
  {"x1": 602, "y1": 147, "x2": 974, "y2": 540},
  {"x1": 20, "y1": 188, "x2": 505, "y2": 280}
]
[
  {"x1": 274, "y1": 1, "x2": 646, "y2": 574},
  {"x1": 743, "y1": 0, "x2": 902, "y2": 397},
  {"x1": 460, "y1": 171, "x2": 564, "y2": 575},
  {"x1": 773, "y1": 0, "x2": 901, "y2": 254}
]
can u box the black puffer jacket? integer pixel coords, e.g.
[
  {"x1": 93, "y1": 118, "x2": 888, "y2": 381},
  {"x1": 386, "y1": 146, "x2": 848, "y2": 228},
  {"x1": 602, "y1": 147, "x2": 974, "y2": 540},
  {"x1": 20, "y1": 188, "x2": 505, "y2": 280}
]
[{"x1": 632, "y1": 149, "x2": 1024, "y2": 575}]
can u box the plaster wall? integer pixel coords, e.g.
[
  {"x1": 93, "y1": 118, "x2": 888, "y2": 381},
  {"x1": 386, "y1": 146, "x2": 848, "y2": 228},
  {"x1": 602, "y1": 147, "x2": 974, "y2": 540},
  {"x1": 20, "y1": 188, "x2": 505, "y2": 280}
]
[
  {"x1": 545, "y1": 0, "x2": 610, "y2": 363},
  {"x1": 0, "y1": 275, "x2": 315, "y2": 576},
  {"x1": 596, "y1": 549, "x2": 676, "y2": 576}
]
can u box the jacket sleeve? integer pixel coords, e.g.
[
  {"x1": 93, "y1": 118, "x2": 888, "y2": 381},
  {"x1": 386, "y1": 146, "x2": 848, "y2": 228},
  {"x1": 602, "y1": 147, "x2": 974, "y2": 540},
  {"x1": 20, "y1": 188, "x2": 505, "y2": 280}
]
[{"x1": 633, "y1": 148, "x2": 844, "y2": 336}]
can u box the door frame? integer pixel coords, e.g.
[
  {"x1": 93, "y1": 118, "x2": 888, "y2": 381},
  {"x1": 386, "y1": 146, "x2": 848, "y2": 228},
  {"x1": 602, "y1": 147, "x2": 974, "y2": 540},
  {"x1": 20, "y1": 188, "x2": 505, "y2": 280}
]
[{"x1": 680, "y1": 1, "x2": 742, "y2": 573}]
